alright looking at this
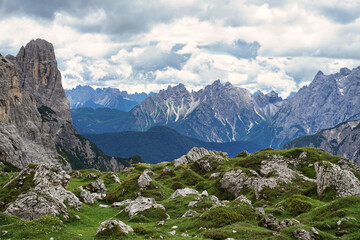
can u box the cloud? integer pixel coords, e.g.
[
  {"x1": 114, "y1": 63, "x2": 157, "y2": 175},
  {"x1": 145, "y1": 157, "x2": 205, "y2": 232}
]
[
  {"x1": 1, "y1": 0, "x2": 360, "y2": 97},
  {"x1": 199, "y1": 39, "x2": 260, "y2": 59}
]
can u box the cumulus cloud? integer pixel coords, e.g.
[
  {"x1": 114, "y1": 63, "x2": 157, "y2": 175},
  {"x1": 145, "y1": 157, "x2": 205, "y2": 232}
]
[{"x1": 1, "y1": 0, "x2": 360, "y2": 97}]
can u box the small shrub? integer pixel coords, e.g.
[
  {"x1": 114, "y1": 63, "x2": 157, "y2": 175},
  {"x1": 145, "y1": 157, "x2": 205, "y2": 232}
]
[
  {"x1": 203, "y1": 230, "x2": 228, "y2": 240},
  {"x1": 171, "y1": 182, "x2": 183, "y2": 190},
  {"x1": 95, "y1": 225, "x2": 126, "y2": 239},
  {"x1": 286, "y1": 197, "x2": 312, "y2": 215},
  {"x1": 133, "y1": 225, "x2": 151, "y2": 235},
  {"x1": 201, "y1": 207, "x2": 243, "y2": 227}
]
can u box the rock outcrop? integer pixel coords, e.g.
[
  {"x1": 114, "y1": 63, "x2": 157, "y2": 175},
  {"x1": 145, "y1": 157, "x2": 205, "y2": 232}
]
[
  {"x1": 170, "y1": 188, "x2": 200, "y2": 198},
  {"x1": 220, "y1": 154, "x2": 311, "y2": 199},
  {"x1": 122, "y1": 196, "x2": 165, "y2": 218},
  {"x1": 4, "y1": 164, "x2": 82, "y2": 220},
  {"x1": 0, "y1": 53, "x2": 65, "y2": 169},
  {"x1": 173, "y1": 147, "x2": 227, "y2": 167},
  {"x1": 138, "y1": 169, "x2": 154, "y2": 188},
  {"x1": 315, "y1": 161, "x2": 360, "y2": 197},
  {"x1": 96, "y1": 218, "x2": 133, "y2": 235},
  {"x1": 6, "y1": 39, "x2": 134, "y2": 171}
]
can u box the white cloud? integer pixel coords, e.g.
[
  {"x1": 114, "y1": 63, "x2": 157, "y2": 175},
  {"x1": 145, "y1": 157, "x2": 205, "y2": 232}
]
[{"x1": 1, "y1": 1, "x2": 360, "y2": 97}]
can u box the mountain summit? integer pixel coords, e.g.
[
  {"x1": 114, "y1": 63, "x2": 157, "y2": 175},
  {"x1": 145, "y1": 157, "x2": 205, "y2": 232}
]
[{"x1": 5, "y1": 39, "x2": 137, "y2": 171}]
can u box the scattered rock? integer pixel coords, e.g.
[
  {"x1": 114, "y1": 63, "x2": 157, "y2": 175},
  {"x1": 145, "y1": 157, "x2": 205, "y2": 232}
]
[
  {"x1": 110, "y1": 173, "x2": 121, "y2": 183},
  {"x1": 170, "y1": 188, "x2": 199, "y2": 198},
  {"x1": 123, "y1": 167, "x2": 134, "y2": 172},
  {"x1": 112, "y1": 199, "x2": 132, "y2": 207},
  {"x1": 172, "y1": 226, "x2": 178, "y2": 229},
  {"x1": 78, "y1": 187, "x2": 94, "y2": 205},
  {"x1": 75, "y1": 215, "x2": 80, "y2": 220},
  {"x1": 157, "y1": 220, "x2": 165, "y2": 226},
  {"x1": 123, "y1": 196, "x2": 165, "y2": 218},
  {"x1": 182, "y1": 209, "x2": 198, "y2": 217},
  {"x1": 181, "y1": 233, "x2": 190, "y2": 237},
  {"x1": 220, "y1": 155, "x2": 313, "y2": 199},
  {"x1": 293, "y1": 229, "x2": 311, "y2": 240},
  {"x1": 96, "y1": 218, "x2": 133, "y2": 235},
  {"x1": 256, "y1": 207, "x2": 265, "y2": 215},
  {"x1": 173, "y1": 147, "x2": 227, "y2": 167},
  {"x1": 169, "y1": 230, "x2": 176, "y2": 235},
  {"x1": 87, "y1": 179, "x2": 107, "y2": 193},
  {"x1": 72, "y1": 171, "x2": 82, "y2": 178},
  {"x1": 138, "y1": 170, "x2": 153, "y2": 188},
  {"x1": 99, "y1": 204, "x2": 110, "y2": 208},
  {"x1": 235, "y1": 195, "x2": 252, "y2": 206},
  {"x1": 209, "y1": 172, "x2": 221, "y2": 180},
  {"x1": 92, "y1": 193, "x2": 106, "y2": 201},
  {"x1": 197, "y1": 160, "x2": 213, "y2": 172},
  {"x1": 337, "y1": 217, "x2": 357, "y2": 226},
  {"x1": 210, "y1": 195, "x2": 221, "y2": 205},
  {"x1": 201, "y1": 190, "x2": 208, "y2": 197},
  {"x1": 315, "y1": 161, "x2": 360, "y2": 197},
  {"x1": 86, "y1": 173, "x2": 97, "y2": 179},
  {"x1": 259, "y1": 214, "x2": 282, "y2": 231},
  {"x1": 5, "y1": 164, "x2": 82, "y2": 220},
  {"x1": 311, "y1": 227, "x2": 319, "y2": 236},
  {"x1": 163, "y1": 167, "x2": 170, "y2": 173}
]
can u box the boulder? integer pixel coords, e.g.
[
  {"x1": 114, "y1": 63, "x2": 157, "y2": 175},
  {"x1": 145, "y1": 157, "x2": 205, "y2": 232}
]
[
  {"x1": 182, "y1": 209, "x2": 198, "y2": 217},
  {"x1": 170, "y1": 188, "x2": 200, "y2": 198},
  {"x1": 138, "y1": 170, "x2": 154, "y2": 188},
  {"x1": 110, "y1": 173, "x2": 121, "y2": 183},
  {"x1": 293, "y1": 229, "x2": 311, "y2": 240},
  {"x1": 86, "y1": 173, "x2": 97, "y2": 179},
  {"x1": 5, "y1": 164, "x2": 81, "y2": 220},
  {"x1": 201, "y1": 190, "x2": 208, "y2": 197},
  {"x1": 112, "y1": 199, "x2": 132, "y2": 208},
  {"x1": 209, "y1": 172, "x2": 221, "y2": 180},
  {"x1": 72, "y1": 171, "x2": 82, "y2": 178},
  {"x1": 258, "y1": 214, "x2": 281, "y2": 231},
  {"x1": 220, "y1": 155, "x2": 313, "y2": 199},
  {"x1": 315, "y1": 161, "x2": 360, "y2": 197},
  {"x1": 87, "y1": 179, "x2": 107, "y2": 193},
  {"x1": 197, "y1": 160, "x2": 213, "y2": 172},
  {"x1": 78, "y1": 187, "x2": 94, "y2": 205},
  {"x1": 173, "y1": 147, "x2": 227, "y2": 167},
  {"x1": 235, "y1": 195, "x2": 252, "y2": 206},
  {"x1": 123, "y1": 196, "x2": 165, "y2": 218},
  {"x1": 96, "y1": 218, "x2": 133, "y2": 235},
  {"x1": 256, "y1": 207, "x2": 265, "y2": 215}
]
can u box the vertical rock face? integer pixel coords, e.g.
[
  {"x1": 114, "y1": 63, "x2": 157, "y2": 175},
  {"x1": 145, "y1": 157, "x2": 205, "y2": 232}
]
[
  {"x1": 284, "y1": 120, "x2": 360, "y2": 165},
  {"x1": 271, "y1": 68, "x2": 360, "y2": 148},
  {"x1": 0, "y1": 54, "x2": 64, "y2": 168},
  {"x1": 6, "y1": 39, "x2": 133, "y2": 171}
]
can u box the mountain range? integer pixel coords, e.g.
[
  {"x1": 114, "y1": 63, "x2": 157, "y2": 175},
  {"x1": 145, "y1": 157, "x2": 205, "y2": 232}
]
[
  {"x1": 84, "y1": 126, "x2": 262, "y2": 163},
  {"x1": 69, "y1": 67, "x2": 360, "y2": 164},
  {"x1": 65, "y1": 85, "x2": 154, "y2": 112}
]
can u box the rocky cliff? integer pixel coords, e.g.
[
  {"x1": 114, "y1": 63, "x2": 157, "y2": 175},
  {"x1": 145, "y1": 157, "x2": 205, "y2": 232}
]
[
  {"x1": 0, "y1": 53, "x2": 67, "y2": 169},
  {"x1": 5, "y1": 39, "x2": 135, "y2": 171},
  {"x1": 284, "y1": 120, "x2": 360, "y2": 165},
  {"x1": 270, "y1": 68, "x2": 360, "y2": 148}
]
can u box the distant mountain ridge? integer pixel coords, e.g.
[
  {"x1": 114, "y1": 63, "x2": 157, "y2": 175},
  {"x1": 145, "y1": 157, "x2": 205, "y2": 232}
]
[
  {"x1": 284, "y1": 119, "x2": 360, "y2": 165},
  {"x1": 84, "y1": 126, "x2": 262, "y2": 164},
  {"x1": 65, "y1": 85, "x2": 154, "y2": 111},
  {"x1": 269, "y1": 67, "x2": 360, "y2": 148},
  {"x1": 124, "y1": 80, "x2": 284, "y2": 143}
]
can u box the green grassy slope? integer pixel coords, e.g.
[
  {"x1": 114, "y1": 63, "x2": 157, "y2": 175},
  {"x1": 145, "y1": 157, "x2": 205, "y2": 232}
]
[{"x1": 0, "y1": 147, "x2": 359, "y2": 239}]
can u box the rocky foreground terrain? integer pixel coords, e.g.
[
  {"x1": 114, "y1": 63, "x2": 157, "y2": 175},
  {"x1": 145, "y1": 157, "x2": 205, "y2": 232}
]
[{"x1": 0, "y1": 147, "x2": 359, "y2": 239}]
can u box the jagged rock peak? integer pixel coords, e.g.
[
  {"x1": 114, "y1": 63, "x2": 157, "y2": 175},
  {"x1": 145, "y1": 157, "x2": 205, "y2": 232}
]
[{"x1": 16, "y1": 38, "x2": 56, "y2": 63}]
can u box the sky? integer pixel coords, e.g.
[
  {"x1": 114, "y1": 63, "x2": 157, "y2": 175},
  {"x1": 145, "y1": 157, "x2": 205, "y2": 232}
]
[{"x1": 1, "y1": 0, "x2": 360, "y2": 98}]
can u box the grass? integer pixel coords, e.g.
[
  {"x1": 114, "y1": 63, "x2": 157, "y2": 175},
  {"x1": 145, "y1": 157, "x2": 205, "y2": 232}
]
[{"x1": 0, "y1": 147, "x2": 359, "y2": 239}]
